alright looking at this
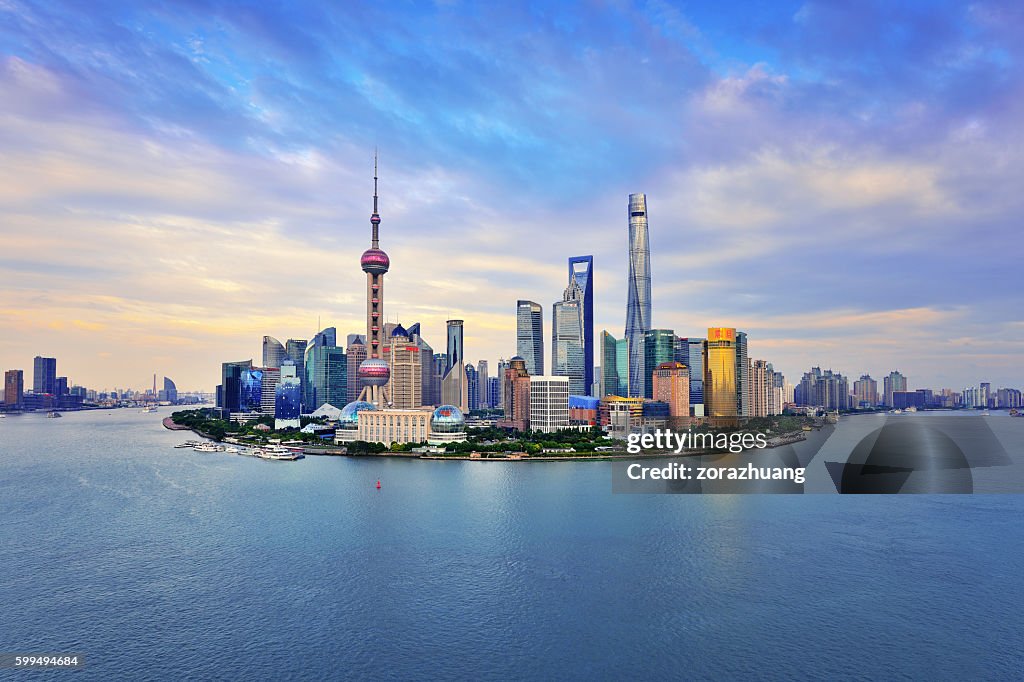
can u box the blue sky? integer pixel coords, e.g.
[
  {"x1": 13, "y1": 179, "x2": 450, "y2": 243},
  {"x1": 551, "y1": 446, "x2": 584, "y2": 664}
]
[{"x1": 1, "y1": 0, "x2": 1022, "y2": 391}]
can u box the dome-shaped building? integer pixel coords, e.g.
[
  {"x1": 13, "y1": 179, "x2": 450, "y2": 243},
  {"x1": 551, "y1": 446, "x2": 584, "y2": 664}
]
[
  {"x1": 428, "y1": 405, "x2": 468, "y2": 445},
  {"x1": 336, "y1": 400, "x2": 378, "y2": 443}
]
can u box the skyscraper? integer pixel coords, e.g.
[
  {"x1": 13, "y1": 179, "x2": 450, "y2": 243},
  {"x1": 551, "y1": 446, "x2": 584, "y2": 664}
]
[
  {"x1": 854, "y1": 374, "x2": 878, "y2": 407},
  {"x1": 218, "y1": 360, "x2": 252, "y2": 418},
  {"x1": 652, "y1": 361, "x2": 690, "y2": 427},
  {"x1": 346, "y1": 335, "x2": 367, "y2": 403},
  {"x1": 499, "y1": 356, "x2": 531, "y2": 431},
  {"x1": 642, "y1": 329, "x2": 674, "y2": 399},
  {"x1": 408, "y1": 324, "x2": 436, "y2": 407},
  {"x1": 306, "y1": 342, "x2": 347, "y2": 411},
  {"x1": 239, "y1": 368, "x2": 264, "y2": 412},
  {"x1": 304, "y1": 327, "x2": 339, "y2": 410},
  {"x1": 568, "y1": 255, "x2": 594, "y2": 395},
  {"x1": 275, "y1": 359, "x2": 301, "y2": 430},
  {"x1": 441, "y1": 319, "x2": 468, "y2": 411},
  {"x1": 162, "y1": 377, "x2": 178, "y2": 403},
  {"x1": 285, "y1": 338, "x2": 307, "y2": 408},
  {"x1": 262, "y1": 336, "x2": 286, "y2": 368},
  {"x1": 356, "y1": 155, "x2": 392, "y2": 407},
  {"x1": 385, "y1": 324, "x2": 422, "y2": 409},
  {"x1": 466, "y1": 363, "x2": 479, "y2": 412},
  {"x1": 5, "y1": 369, "x2": 24, "y2": 407},
  {"x1": 625, "y1": 193, "x2": 652, "y2": 399},
  {"x1": 883, "y1": 371, "x2": 907, "y2": 408},
  {"x1": 552, "y1": 278, "x2": 585, "y2": 395},
  {"x1": 735, "y1": 331, "x2": 749, "y2": 418},
  {"x1": 704, "y1": 327, "x2": 737, "y2": 425},
  {"x1": 495, "y1": 358, "x2": 509, "y2": 409},
  {"x1": 476, "y1": 360, "x2": 489, "y2": 408},
  {"x1": 33, "y1": 356, "x2": 57, "y2": 395},
  {"x1": 600, "y1": 330, "x2": 626, "y2": 398},
  {"x1": 516, "y1": 300, "x2": 544, "y2": 376}
]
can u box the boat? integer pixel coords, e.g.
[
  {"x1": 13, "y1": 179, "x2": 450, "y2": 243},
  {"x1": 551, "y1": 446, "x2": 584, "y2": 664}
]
[
  {"x1": 981, "y1": 411, "x2": 991, "y2": 417},
  {"x1": 905, "y1": 406, "x2": 918, "y2": 413},
  {"x1": 225, "y1": 447, "x2": 240, "y2": 454},
  {"x1": 194, "y1": 443, "x2": 218, "y2": 452},
  {"x1": 174, "y1": 443, "x2": 195, "y2": 449},
  {"x1": 142, "y1": 406, "x2": 158, "y2": 413},
  {"x1": 46, "y1": 411, "x2": 63, "y2": 418}
]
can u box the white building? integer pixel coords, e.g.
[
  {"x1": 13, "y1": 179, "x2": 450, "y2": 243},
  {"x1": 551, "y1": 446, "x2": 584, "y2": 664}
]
[{"x1": 529, "y1": 375, "x2": 569, "y2": 433}]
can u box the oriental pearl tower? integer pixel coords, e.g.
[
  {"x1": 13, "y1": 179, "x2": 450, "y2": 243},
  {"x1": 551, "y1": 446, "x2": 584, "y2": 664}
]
[{"x1": 356, "y1": 154, "x2": 391, "y2": 407}]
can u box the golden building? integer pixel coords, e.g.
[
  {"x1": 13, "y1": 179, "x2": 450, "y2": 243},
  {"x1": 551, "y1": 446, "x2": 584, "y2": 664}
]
[{"x1": 704, "y1": 327, "x2": 737, "y2": 425}]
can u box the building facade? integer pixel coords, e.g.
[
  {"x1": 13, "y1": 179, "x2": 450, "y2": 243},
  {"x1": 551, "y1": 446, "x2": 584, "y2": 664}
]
[
  {"x1": 529, "y1": 376, "x2": 570, "y2": 433},
  {"x1": 643, "y1": 329, "x2": 674, "y2": 399},
  {"x1": 552, "y1": 278, "x2": 586, "y2": 395},
  {"x1": 652, "y1": 361, "x2": 690, "y2": 426}
]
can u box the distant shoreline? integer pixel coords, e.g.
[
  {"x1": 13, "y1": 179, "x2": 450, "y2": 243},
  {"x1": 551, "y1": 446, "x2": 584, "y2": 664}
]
[{"x1": 163, "y1": 417, "x2": 811, "y2": 463}]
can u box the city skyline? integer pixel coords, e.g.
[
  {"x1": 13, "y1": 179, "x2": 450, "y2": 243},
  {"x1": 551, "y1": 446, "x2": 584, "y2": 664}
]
[{"x1": 2, "y1": 1, "x2": 1023, "y2": 391}]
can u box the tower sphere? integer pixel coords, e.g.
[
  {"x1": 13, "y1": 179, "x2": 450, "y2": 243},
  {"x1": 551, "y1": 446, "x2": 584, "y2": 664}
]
[
  {"x1": 361, "y1": 248, "x2": 390, "y2": 275},
  {"x1": 358, "y1": 357, "x2": 390, "y2": 386}
]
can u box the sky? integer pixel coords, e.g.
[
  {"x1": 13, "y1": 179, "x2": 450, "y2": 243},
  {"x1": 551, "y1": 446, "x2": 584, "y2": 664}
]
[{"x1": 1, "y1": 0, "x2": 1022, "y2": 393}]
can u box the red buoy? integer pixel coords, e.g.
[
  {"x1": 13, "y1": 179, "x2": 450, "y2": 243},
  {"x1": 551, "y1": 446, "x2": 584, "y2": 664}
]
[{"x1": 376, "y1": 480, "x2": 381, "y2": 489}]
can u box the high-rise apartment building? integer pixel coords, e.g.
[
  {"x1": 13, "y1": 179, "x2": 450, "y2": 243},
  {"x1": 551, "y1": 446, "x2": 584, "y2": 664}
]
[
  {"x1": 704, "y1": 328, "x2": 737, "y2": 424},
  {"x1": 495, "y1": 358, "x2": 509, "y2": 410},
  {"x1": 5, "y1": 369, "x2": 24, "y2": 407},
  {"x1": 516, "y1": 300, "x2": 544, "y2": 376},
  {"x1": 853, "y1": 374, "x2": 878, "y2": 407},
  {"x1": 675, "y1": 337, "x2": 706, "y2": 418},
  {"x1": 797, "y1": 367, "x2": 850, "y2": 411},
  {"x1": 750, "y1": 359, "x2": 771, "y2": 418},
  {"x1": 625, "y1": 193, "x2": 652, "y2": 399},
  {"x1": 568, "y1": 255, "x2": 594, "y2": 395},
  {"x1": 735, "y1": 331, "x2": 749, "y2": 418},
  {"x1": 259, "y1": 367, "x2": 281, "y2": 414},
  {"x1": 33, "y1": 356, "x2": 57, "y2": 395},
  {"x1": 883, "y1": 371, "x2": 907, "y2": 408}
]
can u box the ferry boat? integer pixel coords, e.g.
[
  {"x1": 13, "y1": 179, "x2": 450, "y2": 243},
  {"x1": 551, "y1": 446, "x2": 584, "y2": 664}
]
[
  {"x1": 174, "y1": 442, "x2": 194, "y2": 449},
  {"x1": 194, "y1": 443, "x2": 218, "y2": 452}
]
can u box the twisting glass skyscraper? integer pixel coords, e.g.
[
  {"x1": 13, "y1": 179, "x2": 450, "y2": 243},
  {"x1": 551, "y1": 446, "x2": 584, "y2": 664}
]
[{"x1": 625, "y1": 193, "x2": 652, "y2": 398}]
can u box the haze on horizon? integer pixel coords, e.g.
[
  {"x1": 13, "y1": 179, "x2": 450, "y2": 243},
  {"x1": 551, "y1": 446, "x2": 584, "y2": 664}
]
[{"x1": 1, "y1": 1, "x2": 1022, "y2": 392}]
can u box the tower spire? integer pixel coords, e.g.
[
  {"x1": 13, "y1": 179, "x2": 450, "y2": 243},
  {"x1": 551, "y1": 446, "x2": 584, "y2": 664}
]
[{"x1": 371, "y1": 150, "x2": 380, "y2": 247}]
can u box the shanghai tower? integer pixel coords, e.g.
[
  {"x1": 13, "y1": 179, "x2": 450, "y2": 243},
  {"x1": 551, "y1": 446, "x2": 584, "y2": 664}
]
[{"x1": 625, "y1": 193, "x2": 651, "y2": 398}]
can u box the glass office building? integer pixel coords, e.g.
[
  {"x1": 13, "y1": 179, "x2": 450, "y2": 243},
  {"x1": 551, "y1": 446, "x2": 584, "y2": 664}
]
[
  {"x1": 516, "y1": 300, "x2": 544, "y2": 376},
  {"x1": 642, "y1": 329, "x2": 675, "y2": 399},
  {"x1": 568, "y1": 255, "x2": 594, "y2": 395}
]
